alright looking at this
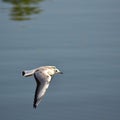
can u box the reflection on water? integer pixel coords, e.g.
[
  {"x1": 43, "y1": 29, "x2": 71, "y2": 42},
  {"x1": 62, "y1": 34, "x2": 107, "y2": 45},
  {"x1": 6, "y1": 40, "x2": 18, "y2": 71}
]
[{"x1": 3, "y1": 0, "x2": 44, "y2": 21}]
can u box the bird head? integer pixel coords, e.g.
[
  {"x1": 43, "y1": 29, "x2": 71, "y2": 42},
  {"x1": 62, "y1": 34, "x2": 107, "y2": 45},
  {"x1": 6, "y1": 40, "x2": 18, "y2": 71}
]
[
  {"x1": 54, "y1": 68, "x2": 63, "y2": 74},
  {"x1": 46, "y1": 66, "x2": 63, "y2": 76}
]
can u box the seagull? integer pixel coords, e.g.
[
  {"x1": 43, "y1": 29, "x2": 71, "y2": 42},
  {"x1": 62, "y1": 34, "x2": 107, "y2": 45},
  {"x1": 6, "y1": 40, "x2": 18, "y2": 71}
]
[{"x1": 22, "y1": 66, "x2": 63, "y2": 108}]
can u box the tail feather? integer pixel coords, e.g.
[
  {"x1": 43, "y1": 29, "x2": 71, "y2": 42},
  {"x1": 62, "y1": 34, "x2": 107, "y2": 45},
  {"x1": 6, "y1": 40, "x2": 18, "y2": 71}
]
[{"x1": 22, "y1": 69, "x2": 37, "y2": 77}]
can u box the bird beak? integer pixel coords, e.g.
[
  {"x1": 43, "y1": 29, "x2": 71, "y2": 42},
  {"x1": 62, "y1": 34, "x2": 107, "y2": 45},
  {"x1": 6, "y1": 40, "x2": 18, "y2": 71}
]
[
  {"x1": 59, "y1": 71, "x2": 63, "y2": 74},
  {"x1": 57, "y1": 70, "x2": 63, "y2": 74},
  {"x1": 55, "y1": 68, "x2": 63, "y2": 74}
]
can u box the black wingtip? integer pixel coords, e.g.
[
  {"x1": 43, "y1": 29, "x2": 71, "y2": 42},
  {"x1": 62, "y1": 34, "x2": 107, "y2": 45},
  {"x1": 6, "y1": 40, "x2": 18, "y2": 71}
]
[{"x1": 33, "y1": 104, "x2": 37, "y2": 109}]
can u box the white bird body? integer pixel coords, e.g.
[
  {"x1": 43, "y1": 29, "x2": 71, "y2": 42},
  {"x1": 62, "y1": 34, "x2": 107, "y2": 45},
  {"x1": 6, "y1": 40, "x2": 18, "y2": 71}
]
[{"x1": 22, "y1": 66, "x2": 63, "y2": 108}]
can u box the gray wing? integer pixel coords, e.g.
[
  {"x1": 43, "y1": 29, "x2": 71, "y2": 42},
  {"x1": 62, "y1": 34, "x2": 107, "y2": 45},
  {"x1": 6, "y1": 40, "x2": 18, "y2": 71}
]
[{"x1": 33, "y1": 70, "x2": 51, "y2": 108}]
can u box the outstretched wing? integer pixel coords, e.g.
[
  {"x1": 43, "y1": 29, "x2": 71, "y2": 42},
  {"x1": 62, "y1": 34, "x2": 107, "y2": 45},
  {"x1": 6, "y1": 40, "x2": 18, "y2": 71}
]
[{"x1": 33, "y1": 70, "x2": 51, "y2": 108}]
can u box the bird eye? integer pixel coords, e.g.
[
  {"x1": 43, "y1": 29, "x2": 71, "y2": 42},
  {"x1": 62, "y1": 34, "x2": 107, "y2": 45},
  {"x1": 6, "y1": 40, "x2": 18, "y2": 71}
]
[{"x1": 55, "y1": 69, "x2": 58, "y2": 72}]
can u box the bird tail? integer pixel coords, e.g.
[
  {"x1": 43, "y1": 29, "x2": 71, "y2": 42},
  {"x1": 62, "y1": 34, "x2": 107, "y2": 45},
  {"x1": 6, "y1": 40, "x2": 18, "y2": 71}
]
[{"x1": 22, "y1": 69, "x2": 36, "y2": 77}]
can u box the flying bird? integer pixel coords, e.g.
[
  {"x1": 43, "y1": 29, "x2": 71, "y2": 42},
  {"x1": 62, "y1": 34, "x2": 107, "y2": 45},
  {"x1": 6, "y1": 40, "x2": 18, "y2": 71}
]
[{"x1": 22, "y1": 66, "x2": 63, "y2": 108}]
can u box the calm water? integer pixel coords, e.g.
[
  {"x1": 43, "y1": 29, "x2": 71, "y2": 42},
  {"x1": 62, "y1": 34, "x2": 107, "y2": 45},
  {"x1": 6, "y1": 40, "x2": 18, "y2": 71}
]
[{"x1": 0, "y1": 0, "x2": 120, "y2": 120}]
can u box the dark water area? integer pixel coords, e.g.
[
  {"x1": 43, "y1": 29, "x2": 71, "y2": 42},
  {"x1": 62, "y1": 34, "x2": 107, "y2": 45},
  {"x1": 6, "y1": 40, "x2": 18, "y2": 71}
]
[{"x1": 0, "y1": 0, "x2": 120, "y2": 120}]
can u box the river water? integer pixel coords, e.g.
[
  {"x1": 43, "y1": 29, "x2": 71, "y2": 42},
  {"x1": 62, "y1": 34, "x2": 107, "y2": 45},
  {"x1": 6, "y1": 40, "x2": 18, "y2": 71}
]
[{"x1": 0, "y1": 0, "x2": 120, "y2": 120}]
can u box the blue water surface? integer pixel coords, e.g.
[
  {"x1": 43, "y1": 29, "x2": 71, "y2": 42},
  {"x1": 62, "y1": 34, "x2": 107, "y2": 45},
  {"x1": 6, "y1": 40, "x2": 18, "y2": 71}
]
[{"x1": 0, "y1": 0, "x2": 120, "y2": 120}]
